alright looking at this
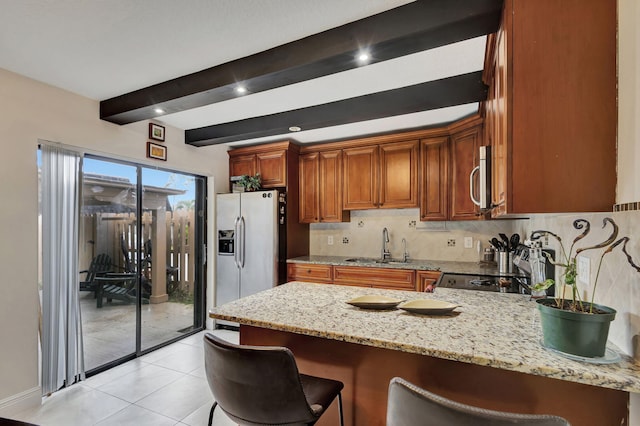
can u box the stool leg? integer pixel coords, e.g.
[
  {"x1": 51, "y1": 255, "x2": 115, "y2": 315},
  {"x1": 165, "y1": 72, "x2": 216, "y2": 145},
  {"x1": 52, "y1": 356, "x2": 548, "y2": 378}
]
[
  {"x1": 337, "y1": 392, "x2": 344, "y2": 426},
  {"x1": 208, "y1": 401, "x2": 217, "y2": 426}
]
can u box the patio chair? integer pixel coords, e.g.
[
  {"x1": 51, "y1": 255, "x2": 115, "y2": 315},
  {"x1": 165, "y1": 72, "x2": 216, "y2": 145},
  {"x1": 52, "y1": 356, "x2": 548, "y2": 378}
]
[
  {"x1": 79, "y1": 253, "x2": 113, "y2": 293},
  {"x1": 120, "y1": 237, "x2": 152, "y2": 297},
  {"x1": 94, "y1": 272, "x2": 149, "y2": 308},
  {"x1": 143, "y1": 238, "x2": 180, "y2": 294}
]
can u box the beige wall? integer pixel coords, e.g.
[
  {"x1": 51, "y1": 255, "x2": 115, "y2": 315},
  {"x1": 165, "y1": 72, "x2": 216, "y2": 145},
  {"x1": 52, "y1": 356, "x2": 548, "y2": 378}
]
[
  {"x1": 618, "y1": 0, "x2": 640, "y2": 204},
  {"x1": 0, "y1": 67, "x2": 228, "y2": 413}
]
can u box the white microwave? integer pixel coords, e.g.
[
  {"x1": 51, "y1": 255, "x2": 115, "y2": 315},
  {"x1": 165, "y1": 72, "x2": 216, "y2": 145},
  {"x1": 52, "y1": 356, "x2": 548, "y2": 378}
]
[{"x1": 470, "y1": 145, "x2": 492, "y2": 210}]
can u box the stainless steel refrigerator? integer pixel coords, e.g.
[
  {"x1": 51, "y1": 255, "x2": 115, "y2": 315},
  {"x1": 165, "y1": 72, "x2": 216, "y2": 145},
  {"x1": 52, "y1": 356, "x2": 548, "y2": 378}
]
[{"x1": 215, "y1": 190, "x2": 279, "y2": 316}]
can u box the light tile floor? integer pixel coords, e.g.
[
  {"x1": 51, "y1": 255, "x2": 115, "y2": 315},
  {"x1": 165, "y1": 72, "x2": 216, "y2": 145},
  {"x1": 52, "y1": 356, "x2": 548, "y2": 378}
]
[{"x1": 13, "y1": 329, "x2": 239, "y2": 426}]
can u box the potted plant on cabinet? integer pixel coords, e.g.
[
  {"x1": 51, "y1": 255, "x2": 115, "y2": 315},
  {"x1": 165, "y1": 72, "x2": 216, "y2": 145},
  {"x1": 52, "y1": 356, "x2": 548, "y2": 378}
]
[
  {"x1": 530, "y1": 218, "x2": 640, "y2": 358},
  {"x1": 238, "y1": 173, "x2": 261, "y2": 192}
]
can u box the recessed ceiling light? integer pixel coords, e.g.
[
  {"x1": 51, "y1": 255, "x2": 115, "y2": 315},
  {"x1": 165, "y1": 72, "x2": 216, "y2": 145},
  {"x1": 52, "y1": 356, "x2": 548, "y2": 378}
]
[
  {"x1": 289, "y1": 126, "x2": 302, "y2": 132},
  {"x1": 154, "y1": 108, "x2": 164, "y2": 114},
  {"x1": 236, "y1": 86, "x2": 247, "y2": 94},
  {"x1": 357, "y1": 52, "x2": 370, "y2": 63}
]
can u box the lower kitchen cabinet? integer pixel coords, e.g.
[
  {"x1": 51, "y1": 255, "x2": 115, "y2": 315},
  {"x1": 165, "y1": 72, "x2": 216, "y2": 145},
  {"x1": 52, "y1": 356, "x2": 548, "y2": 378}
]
[
  {"x1": 416, "y1": 270, "x2": 442, "y2": 292},
  {"x1": 287, "y1": 263, "x2": 333, "y2": 283},
  {"x1": 288, "y1": 264, "x2": 444, "y2": 292},
  {"x1": 334, "y1": 266, "x2": 416, "y2": 290}
]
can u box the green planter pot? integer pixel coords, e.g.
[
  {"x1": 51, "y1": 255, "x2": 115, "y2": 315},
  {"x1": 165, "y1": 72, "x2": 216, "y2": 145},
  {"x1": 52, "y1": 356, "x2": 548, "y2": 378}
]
[{"x1": 536, "y1": 298, "x2": 616, "y2": 358}]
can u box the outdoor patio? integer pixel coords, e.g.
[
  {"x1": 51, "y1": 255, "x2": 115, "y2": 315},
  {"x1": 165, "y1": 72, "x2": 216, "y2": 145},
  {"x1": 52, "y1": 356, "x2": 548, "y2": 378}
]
[{"x1": 80, "y1": 291, "x2": 195, "y2": 371}]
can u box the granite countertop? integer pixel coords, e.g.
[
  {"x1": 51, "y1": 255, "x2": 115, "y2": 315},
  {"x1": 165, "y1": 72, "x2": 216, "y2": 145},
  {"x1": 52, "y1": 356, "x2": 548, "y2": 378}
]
[
  {"x1": 209, "y1": 281, "x2": 640, "y2": 393},
  {"x1": 287, "y1": 255, "x2": 525, "y2": 277}
]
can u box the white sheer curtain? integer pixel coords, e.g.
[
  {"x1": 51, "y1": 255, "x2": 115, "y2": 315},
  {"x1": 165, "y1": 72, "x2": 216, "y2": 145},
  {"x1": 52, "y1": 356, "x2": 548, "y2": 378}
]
[{"x1": 41, "y1": 144, "x2": 85, "y2": 395}]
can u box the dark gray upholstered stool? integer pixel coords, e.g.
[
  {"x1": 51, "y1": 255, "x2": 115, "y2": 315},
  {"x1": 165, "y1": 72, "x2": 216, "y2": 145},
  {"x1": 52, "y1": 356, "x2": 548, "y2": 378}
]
[
  {"x1": 203, "y1": 333, "x2": 344, "y2": 426},
  {"x1": 0, "y1": 418, "x2": 38, "y2": 425},
  {"x1": 387, "y1": 377, "x2": 570, "y2": 426}
]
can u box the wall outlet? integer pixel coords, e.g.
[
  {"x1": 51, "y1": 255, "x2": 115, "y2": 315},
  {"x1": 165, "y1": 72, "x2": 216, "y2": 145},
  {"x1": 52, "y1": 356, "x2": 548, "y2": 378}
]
[
  {"x1": 577, "y1": 256, "x2": 590, "y2": 286},
  {"x1": 464, "y1": 237, "x2": 473, "y2": 249},
  {"x1": 327, "y1": 235, "x2": 334, "y2": 245},
  {"x1": 447, "y1": 239, "x2": 456, "y2": 247}
]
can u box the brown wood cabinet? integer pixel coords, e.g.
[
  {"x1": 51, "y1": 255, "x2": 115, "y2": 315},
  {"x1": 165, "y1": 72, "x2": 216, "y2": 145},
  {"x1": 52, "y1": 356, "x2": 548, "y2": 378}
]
[
  {"x1": 483, "y1": 0, "x2": 617, "y2": 216},
  {"x1": 449, "y1": 120, "x2": 483, "y2": 221},
  {"x1": 287, "y1": 263, "x2": 333, "y2": 283},
  {"x1": 228, "y1": 141, "x2": 298, "y2": 189},
  {"x1": 299, "y1": 150, "x2": 348, "y2": 223},
  {"x1": 343, "y1": 140, "x2": 418, "y2": 210},
  {"x1": 287, "y1": 263, "x2": 418, "y2": 291},
  {"x1": 419, "y1": 136, "x2": 449, "y2": 221},
  {"x1": 333, "y1": 266, "x2": 416, "y2": 290},
  {"x1": 416, "y1": 270, "x2": 442, "y2": 292}
]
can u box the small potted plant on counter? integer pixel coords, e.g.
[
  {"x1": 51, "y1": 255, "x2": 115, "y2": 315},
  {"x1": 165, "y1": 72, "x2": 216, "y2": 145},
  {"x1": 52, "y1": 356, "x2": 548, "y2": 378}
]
[{"x1": 530, "y1": 218, "x2": 640, "y2": 358}]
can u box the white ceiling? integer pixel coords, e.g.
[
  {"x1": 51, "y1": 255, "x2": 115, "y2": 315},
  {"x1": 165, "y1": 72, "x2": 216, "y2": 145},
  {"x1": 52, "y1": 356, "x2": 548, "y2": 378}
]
[{"x1": 0, "y1": 0, "x2": 486, "y2": 147}]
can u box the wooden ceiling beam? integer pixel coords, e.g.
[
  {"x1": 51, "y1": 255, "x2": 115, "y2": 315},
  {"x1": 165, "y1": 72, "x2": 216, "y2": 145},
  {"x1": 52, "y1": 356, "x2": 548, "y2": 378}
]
[
  {"x1": 99, "y1": 0, "x2": 502, "y2": 125},
  {"x1": 185, "y1": 71, "x2": 487, "y2": 146}
]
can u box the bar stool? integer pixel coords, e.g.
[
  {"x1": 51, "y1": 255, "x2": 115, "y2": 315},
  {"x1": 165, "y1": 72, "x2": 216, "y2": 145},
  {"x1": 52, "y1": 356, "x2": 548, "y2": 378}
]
[
  {"x1": 203, "y1": 333, "x2": 344, "y2": 426},
  {"x1": 387, "y1": 377, "x2": 569, "y2": 426},
  {"x1": 0, "y1": 418, "x2": 38, "y2": 425}
]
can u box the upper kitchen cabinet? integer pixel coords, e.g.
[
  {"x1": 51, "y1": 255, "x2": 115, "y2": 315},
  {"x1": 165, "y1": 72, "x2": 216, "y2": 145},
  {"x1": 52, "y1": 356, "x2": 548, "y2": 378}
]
[
  {"x1": 419, "y1": 135, "x2": 449, "y2": 221},
  {"x1": 449, "y1": 118, "x2": 484, "y2": 221},
  {"x1": 228, "y1": 141, "x2": 299, "y2": 189},
  {"x1": 483, "y1": 0, "x2": 616, "y2": 216},
  {"x1": 343, "y1": 140, "x2": 418, "y2": 210},
  {"x1": 298, "y1": 149, "x2": 349, "y2": 223}
]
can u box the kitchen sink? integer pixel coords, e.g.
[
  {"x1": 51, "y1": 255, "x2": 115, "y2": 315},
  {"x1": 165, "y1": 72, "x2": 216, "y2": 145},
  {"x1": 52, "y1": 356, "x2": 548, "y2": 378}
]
[{"x1": 344, "y1": 257, "x2": 409, "y2": 265}]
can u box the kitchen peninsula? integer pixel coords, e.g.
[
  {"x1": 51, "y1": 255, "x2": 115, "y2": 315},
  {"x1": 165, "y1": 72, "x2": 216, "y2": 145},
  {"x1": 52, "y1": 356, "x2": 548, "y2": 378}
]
[{"x1": 209, "y1": 281, "x2": 640, "y2": 426}]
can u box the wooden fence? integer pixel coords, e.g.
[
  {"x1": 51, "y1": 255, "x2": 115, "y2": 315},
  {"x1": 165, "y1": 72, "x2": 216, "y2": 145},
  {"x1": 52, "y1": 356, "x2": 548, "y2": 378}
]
[{"x1": 82, "y1": 209, "x2": 195, "y2": 295}]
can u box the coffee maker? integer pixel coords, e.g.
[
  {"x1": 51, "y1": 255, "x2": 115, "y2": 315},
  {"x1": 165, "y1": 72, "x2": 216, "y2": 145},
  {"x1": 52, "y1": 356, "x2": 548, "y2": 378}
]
[{"x1": 513, "y1": 244, "x2": 556, "y2": 296}]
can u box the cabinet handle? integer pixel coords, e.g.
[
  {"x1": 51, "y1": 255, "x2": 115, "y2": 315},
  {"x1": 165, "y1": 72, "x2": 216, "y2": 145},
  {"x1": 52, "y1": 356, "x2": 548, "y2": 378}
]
[{"x1": 307, "y1": 269, "x2": 312, "y2": 274}]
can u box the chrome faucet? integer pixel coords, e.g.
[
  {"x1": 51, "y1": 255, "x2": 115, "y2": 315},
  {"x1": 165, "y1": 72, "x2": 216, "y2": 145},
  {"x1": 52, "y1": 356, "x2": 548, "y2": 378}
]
[
  {"x1": 381, "y1": 227, "x2": 391, "y2": 260},
  {"x1": 402, "y1": 238, "x2": 410, "y2": 263}
]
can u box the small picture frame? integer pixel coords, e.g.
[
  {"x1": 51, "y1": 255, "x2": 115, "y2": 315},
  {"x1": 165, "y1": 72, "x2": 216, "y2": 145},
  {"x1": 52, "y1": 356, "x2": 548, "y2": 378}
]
[
  {"x1": 147, "y1": 142, "x2": 167, "y2": 161},
  {"x1": 149, "y1": 123, "x2": 165, "y2": 141}
]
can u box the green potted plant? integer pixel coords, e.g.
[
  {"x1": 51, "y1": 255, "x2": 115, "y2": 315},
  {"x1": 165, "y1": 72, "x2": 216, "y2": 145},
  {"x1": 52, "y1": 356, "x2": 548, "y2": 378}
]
[
  {"x1": 238, "y1": 173, "x2": 261, "y2": 192},
  {"x1": 530, "y1": 218, "x2": 640, "y2": 358}
]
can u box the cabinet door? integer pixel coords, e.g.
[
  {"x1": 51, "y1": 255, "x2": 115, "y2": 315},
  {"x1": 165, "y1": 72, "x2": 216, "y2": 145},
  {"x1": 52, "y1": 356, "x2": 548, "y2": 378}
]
[
  {"x1": 298, "y1": 153, "x2": 319, "y2": 223},
  {"x1": 487, "y1": 10, "x2": 509, "y2": 217},
  {"x1": 420, "y1": 137, "x2": 449, "y2": 221},
  {"x1": 318, "y1": 150, "x2": 347, "y2": 222},
  {"x1": 450, "y1": 126, "x2": 481, "y2": 220},
  {"x1": 379, "y1": 140, "x2": 419, "y2": 208},
  {"x1": 229, "y1": 154, "x2": 256, "y2": 178},
  {"x1": 342, "y1": 145, "x2": 379, "y2": 210},
  {"x1": 416, "y1": 271, "x2": 441, "y2": 292},
  {"x1": 333, "y1": 266, "x2": 416, "y2": 291},
  {"x1": 257, "y1": 150, "x2": 287, "y2": 187}
]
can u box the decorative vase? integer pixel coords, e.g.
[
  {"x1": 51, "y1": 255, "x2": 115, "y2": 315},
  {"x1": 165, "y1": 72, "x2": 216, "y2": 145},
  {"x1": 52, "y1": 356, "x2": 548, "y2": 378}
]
[{"x1": 536, "y1": 298, "x2": 616, "y2": 358}]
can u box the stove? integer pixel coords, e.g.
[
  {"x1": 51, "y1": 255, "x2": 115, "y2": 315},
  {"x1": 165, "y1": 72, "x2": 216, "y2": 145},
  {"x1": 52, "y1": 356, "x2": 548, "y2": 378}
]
[{"x1": 436, "y1": 272, "x2": 527, "y2": 293}]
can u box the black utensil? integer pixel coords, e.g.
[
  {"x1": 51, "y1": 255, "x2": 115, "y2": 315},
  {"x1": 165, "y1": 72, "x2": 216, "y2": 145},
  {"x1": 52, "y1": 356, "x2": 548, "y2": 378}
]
[
  {"x1": 510, "y1": 234, "x2": 520, "y2": 250},
  {"x1": 499, "y1": 233, "x2": 510, "y2": 251},
  {"x1": 490, "y1": 237, "x2": 503, "y2": 251}
]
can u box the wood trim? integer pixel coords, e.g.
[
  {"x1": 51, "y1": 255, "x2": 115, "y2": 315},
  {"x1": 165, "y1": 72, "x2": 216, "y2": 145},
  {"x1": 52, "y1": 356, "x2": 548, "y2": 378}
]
[
  {"x1": 228, "y1": 140, "x2": 298, "y2": 157},
  {"x1": 300, "y1": 127, "x2": 451, "y2": 154}
]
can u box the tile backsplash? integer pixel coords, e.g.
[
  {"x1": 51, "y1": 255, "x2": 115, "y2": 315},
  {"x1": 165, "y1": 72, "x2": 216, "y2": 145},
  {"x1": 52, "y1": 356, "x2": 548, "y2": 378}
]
[
  {"x1": 309, "y1": 209, "x2": 640, "y2": 360},
  {"x1": 309, "y1": 209, "x2": 521, "y2": 262}
]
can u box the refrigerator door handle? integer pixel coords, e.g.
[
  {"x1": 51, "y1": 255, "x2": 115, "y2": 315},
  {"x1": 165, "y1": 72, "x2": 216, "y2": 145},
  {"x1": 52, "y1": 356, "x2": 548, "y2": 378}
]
[
  {"x1": 240, "y1": 216, "x2": 246, "y2": 268},
  {"x1": 233, "y1": 216, "x2": 241, "y2": 269}
]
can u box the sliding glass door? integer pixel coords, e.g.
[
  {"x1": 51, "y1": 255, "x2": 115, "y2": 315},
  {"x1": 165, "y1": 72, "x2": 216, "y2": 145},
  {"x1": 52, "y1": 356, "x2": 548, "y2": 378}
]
[{"x1": 79, "y1": 156, "x2": 206, "y2": 372}]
